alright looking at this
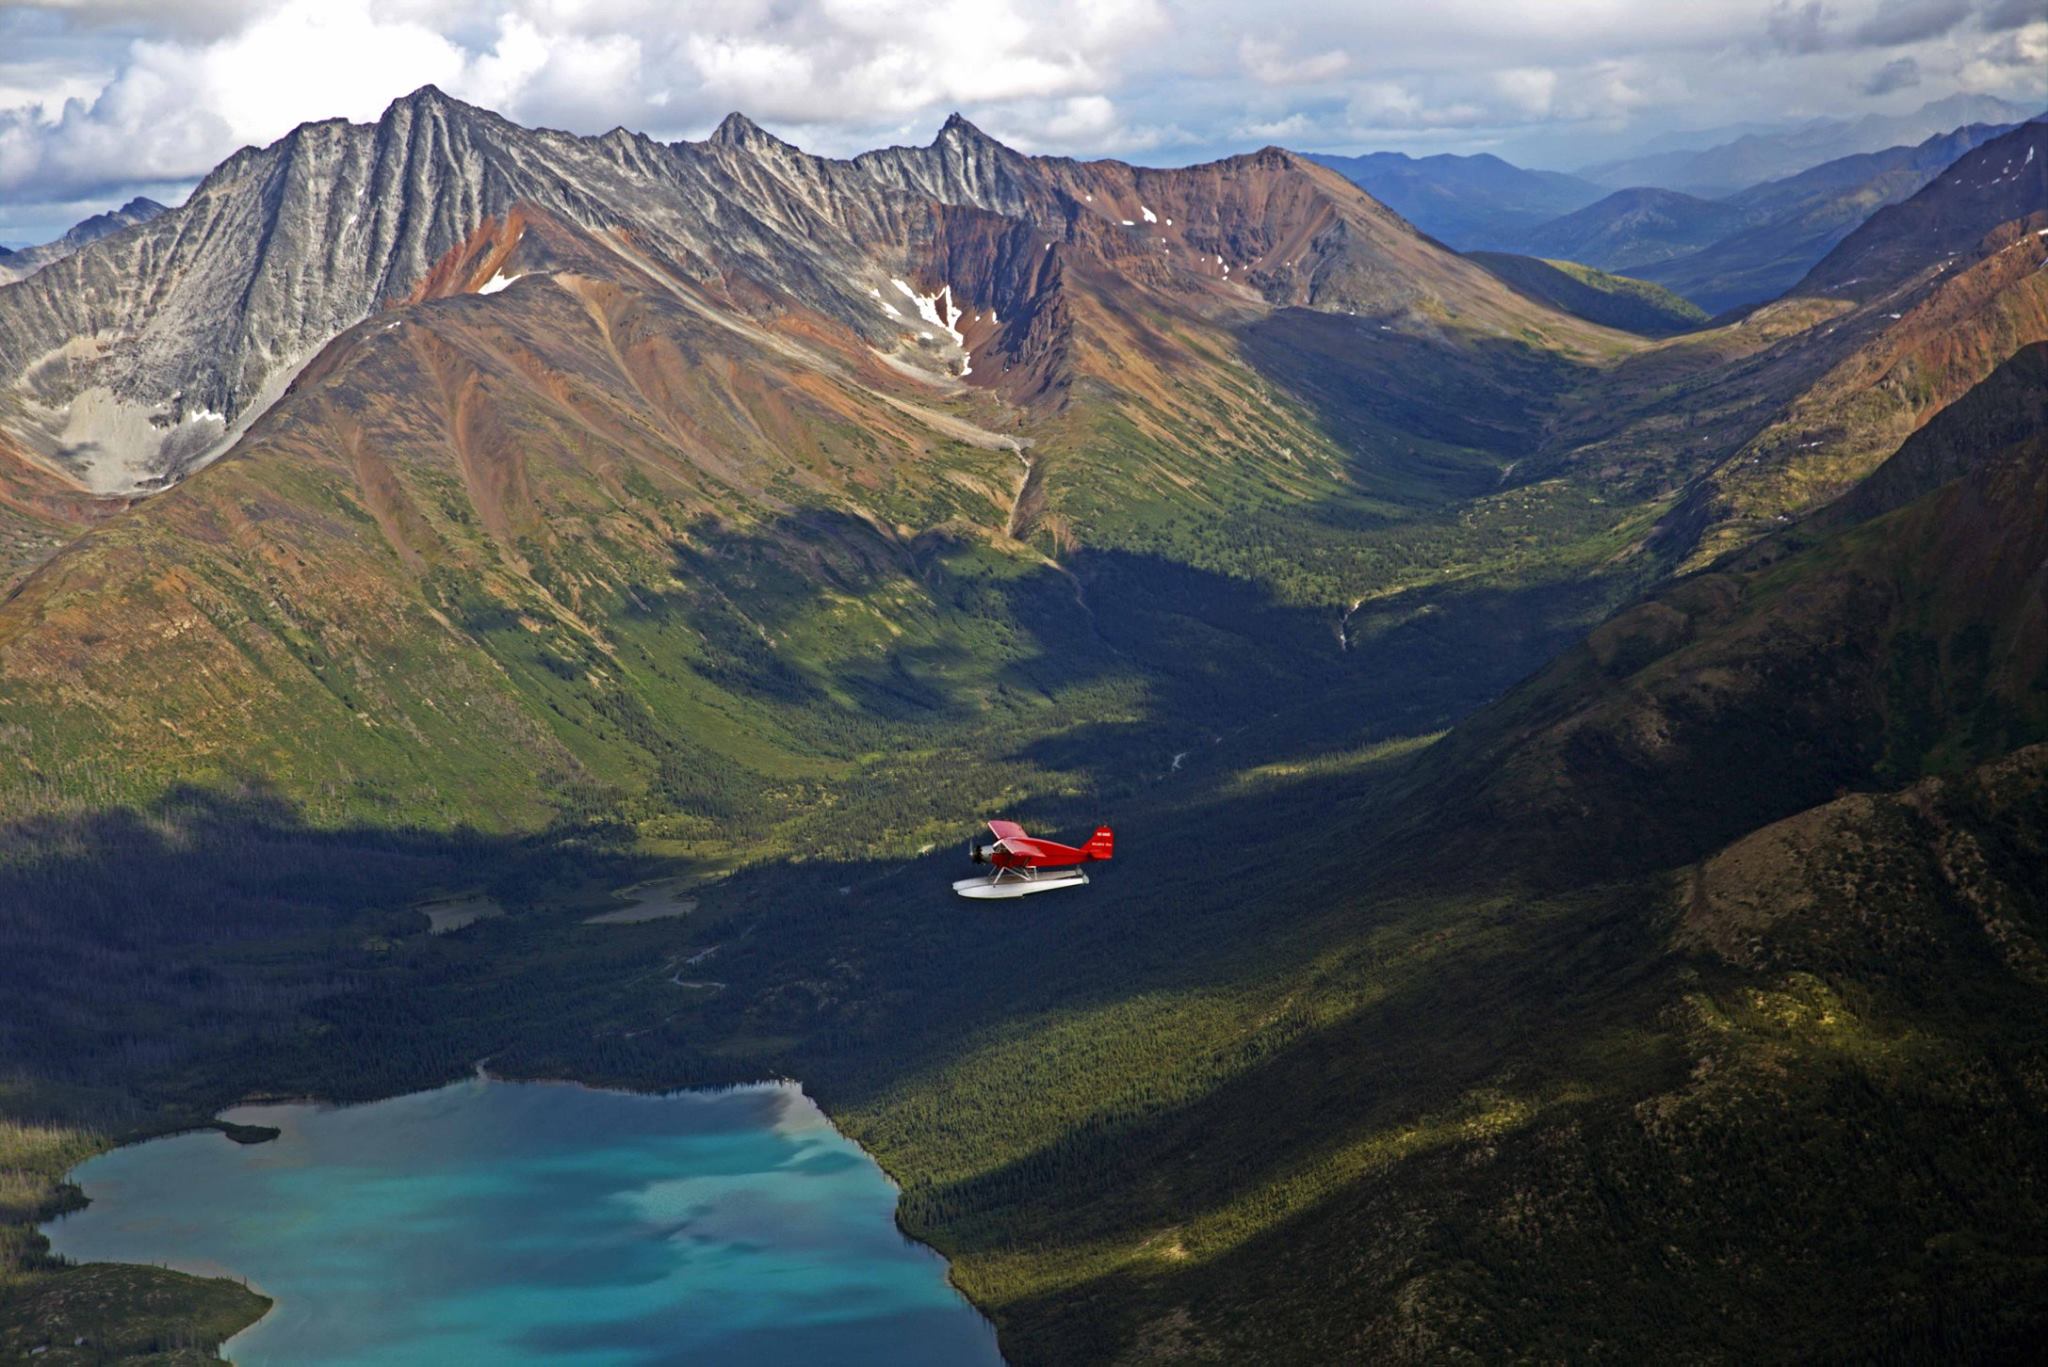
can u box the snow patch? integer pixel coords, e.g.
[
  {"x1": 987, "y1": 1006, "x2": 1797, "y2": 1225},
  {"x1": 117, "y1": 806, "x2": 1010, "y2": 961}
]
[
  {"x1": 892, "y1": 278, "x2": 964, "y2": 345},
  {"x1": 478, "y1": 271, "x2": 521, "y2": 295},
  {"x1": 1140, "y1": 205, "x2": 1157, "y2": 223}
]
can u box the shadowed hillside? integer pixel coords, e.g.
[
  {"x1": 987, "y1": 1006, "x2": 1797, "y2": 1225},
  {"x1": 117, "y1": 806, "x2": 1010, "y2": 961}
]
[
  {"x1": 1413, "y1": 343, "x2": 2048, "y2": 882},
  {"x1": 1467, "y1": 252, "x2": 1708, "y2": 335}
]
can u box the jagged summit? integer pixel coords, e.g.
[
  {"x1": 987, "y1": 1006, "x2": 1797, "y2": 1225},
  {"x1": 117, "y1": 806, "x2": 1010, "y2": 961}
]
[
  {"x1": 935, "y1": 112, "x2": 1001, "y2": 147},
  {"x1": 392, "y1": 83, "x2": 458, "y2": 110},
  {"x1": 704, "y1": 110, "x2": 801, "y2": 154},
  {"x1": 708, "y1": 110, "x2": 765, "y2": 146},
  {"x1": 375, "y1": 84, "x2": 504, "y2": 135}
]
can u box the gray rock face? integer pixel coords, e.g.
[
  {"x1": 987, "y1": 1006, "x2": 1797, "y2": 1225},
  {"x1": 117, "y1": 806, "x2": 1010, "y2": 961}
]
[
  {"x1": 0, "y1": 87, "x2": 1490, "y2": 496},
  {"x1": 851, "y1": 115, "x2": 1050, "y2": 221},
  {"x1": 0, "y1": 90, "x2": 1030, "y2": 493}
]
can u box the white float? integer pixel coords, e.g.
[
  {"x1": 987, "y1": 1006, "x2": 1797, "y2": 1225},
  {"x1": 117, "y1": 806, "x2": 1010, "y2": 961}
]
[{"x1": 952, "y1": 869, "x2": 1091, "y2": 899}]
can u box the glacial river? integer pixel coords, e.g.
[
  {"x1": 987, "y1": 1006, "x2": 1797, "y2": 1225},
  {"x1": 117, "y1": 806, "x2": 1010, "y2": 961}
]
[{"x1": 43, "y1": 1077, "x2": 1002, "y2": 1365}]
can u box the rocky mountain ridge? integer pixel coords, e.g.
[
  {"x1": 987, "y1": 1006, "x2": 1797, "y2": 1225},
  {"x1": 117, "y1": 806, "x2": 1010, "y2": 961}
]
[
  {"x1": 0, "y1": 88, "x2": 1601, "y2": 502},
  {"x1": 0, "y1": 197, "x2": 166, "y2": 287}
]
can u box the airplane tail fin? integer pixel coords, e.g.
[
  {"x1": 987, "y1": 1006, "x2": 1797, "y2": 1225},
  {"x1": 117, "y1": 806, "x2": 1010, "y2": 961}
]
[{"x1": 1083, "y1": 825, "x2": 1114, "y2": 861}]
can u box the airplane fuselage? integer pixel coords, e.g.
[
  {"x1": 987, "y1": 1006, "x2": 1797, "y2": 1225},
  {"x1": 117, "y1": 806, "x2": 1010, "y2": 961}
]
[{"x1": 971, "y1": 825, "x2": 1113, "y2": 870}]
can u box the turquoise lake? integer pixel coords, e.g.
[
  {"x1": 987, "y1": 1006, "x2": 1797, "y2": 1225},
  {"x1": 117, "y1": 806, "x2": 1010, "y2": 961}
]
[{"x1": 43, "y1": 1078, "x2": 1004, "y2": 1365}]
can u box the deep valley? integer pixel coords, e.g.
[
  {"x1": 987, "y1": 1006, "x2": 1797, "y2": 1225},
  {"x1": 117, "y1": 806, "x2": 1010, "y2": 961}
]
[{"x1": 0, "y1": 84, "x2": 2044, "y2": 1365}]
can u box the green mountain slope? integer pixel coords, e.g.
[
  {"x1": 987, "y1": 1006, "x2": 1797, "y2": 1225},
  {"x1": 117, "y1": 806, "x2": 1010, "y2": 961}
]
[
  {"x1": 431, "y1": 345, "x2": 2046, "y2": 1362},
  {"x1": 0, "y1": 185, "x2": 1640, "y2": 834},
  {"x1": 1415, "y1": 342, "x2": 2048, "y2": 881},
  {"x1": 10, "y1": 343, "x2": 2038, "y2": 1365},
  {"x1": 1467, "y1": 252, "x2": 1708, "y2": 335},
  {"x1": 676, "y1": 345, "x2": 2048, "y2": 1361}
]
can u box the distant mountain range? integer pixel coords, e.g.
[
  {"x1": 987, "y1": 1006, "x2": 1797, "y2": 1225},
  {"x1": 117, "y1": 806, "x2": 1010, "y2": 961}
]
[
  {"x1": 0, "y1": 197, "x2": 165, "y2": 286},
  {"x1": 1493, "y1": 118, "x2": 2031, "y2": 314},
  {"x1": 1578, "y1": 92, "x2": 2040, "y2": 197},
  {"x1": 1634, "y1": 121, "x2": 2024, "y2": 312},
  {"x1": 1299, "y1": 149, "x2": 1604, "y2": 249},
  {"x1": 1099, "y1": 97, "x2": 2048, "y2": 323}
]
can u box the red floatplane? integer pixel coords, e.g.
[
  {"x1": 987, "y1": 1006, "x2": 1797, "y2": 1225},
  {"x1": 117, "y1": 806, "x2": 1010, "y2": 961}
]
[{"x1": 954, "y1": 820, "x2": 1114, "y2": 899}]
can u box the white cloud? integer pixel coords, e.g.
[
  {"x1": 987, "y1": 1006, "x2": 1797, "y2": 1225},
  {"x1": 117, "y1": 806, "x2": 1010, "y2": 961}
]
[
  {"x1": 0, "y1": 0, "x2": 2041, "y2": 241},
  {"x1": 1955, "y1": 20, "x2": 2048, "y2": 89},
  {"x1": 1043, "y1": 95, "x2": 1120, "y2": 142},
  {"x1": 1864, "y1": 55, "x2": 1923, "y2": 93},
  {"x1": 0, "y1": 1, "x2": 472, "y2": 203},
  {"x1": 1347, "y1": 81, "x2": 1424, "y2": 125},
  {"x1": 1494, "y1": 68, "x2": 1559, "y2": 118},
  {"x1": 1764, "y1": 2, "x2": 1833, "y2": 55},
  {"x1": 983, "y1": 95, "x2": 1188, "y2": 156},
  {"x1": 176, "y1": 5, "x2": 468, "y2": 139},
  {"x1": 1239, "y1": 112, "x2": 1316, "y2": 141},
  {"x1": 0, "y1": 0, "x2": 1168, "y2": 211},
  {"x1": 1239, "y1": 37, "x2": 1350, "y2": 85},
  {"x1": 1978, "y1": 0, "x2": 2041, "y2": 32},
  {"x1": 1854, "y1": 0, "x2": 1973, "y2": 47}
]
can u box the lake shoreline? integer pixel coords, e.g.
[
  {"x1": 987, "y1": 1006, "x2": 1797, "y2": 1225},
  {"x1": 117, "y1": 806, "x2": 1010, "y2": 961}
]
[{"x1": 45, "y1": 1071, "x2": 1005, "y2": 1365}]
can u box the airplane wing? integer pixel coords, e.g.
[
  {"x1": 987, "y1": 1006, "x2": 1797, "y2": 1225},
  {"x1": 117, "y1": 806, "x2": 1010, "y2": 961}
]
[{"x1": 986, "y1": 819, "x2": 1029, "y2": 845}]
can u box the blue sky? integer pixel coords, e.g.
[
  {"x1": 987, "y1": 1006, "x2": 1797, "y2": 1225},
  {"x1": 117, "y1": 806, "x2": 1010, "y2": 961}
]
[{"x1": 2, "y1": 0, "x2": 2043, "y2": 242}]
